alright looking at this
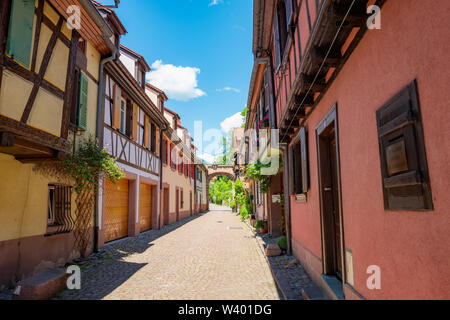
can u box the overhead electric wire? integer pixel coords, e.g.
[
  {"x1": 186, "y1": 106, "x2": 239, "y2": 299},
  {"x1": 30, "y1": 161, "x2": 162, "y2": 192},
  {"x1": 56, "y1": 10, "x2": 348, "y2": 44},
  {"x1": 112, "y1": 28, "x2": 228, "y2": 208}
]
[{"x1": 281, "y1": 0, "x2": 357, "y2": 142}]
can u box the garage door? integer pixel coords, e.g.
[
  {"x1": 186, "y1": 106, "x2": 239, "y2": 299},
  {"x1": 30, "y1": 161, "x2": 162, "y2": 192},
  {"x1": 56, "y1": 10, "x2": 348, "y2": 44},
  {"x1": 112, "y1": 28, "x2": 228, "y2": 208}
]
[
  {"x1": 139, "y1": 184, "x2": 152, "y2": 232},
  {"x1": 104, "y1": 178, "x2": 129, "y2": 242}
]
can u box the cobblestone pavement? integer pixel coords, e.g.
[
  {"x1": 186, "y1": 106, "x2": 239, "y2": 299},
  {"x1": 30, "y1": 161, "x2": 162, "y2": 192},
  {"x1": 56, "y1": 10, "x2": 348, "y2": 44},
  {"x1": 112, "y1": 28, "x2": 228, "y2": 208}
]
[{"x1": 56, "y1": 211, "x2": 280, "y2": 300}]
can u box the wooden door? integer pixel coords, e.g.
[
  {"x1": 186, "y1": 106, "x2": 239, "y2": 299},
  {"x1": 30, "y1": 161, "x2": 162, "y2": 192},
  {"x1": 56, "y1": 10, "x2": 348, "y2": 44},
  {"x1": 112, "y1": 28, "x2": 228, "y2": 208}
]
[
  {"x1": 318, "y1": 121, "x2": 344, "y2": 279},
  {"x1": 162, "y1": 188, "x2": 166, "y2": 226},
  {"x1": 329, "y1": 131, "x2": 342, "y2": 278},
  {"x1": 139, "y1": 184, "x2": 152, "y2": 232},
  {"x1": 104, "y1": 178, "x2": 129, "y2": 242}
]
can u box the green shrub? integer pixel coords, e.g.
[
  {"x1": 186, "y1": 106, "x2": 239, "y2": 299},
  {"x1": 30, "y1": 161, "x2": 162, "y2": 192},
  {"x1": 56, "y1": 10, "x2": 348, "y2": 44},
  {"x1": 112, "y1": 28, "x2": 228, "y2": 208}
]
[
  {"x1": 239, "y1": 205, "x2": 249, "y2": 221},
  {"x1": 277, "y1": 236, "x2": 287, "y2": 251},
  {"x1": 230, "y1": 200, "x2": 236, "y2": 209}
]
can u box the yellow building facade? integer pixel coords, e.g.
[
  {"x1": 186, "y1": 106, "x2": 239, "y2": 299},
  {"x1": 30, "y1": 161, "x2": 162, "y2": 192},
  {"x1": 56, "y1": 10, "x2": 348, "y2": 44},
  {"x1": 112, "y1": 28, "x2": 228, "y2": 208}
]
[{"x1": 0, "y1": 0, "x2": 114, "y2": 287}]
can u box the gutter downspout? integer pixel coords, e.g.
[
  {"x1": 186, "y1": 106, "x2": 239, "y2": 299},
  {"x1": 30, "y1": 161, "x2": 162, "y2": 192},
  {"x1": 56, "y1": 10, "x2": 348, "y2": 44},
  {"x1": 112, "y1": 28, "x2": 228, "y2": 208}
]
[{"x1": 159, "y1": 127, "x2": 166, "y2": 228}]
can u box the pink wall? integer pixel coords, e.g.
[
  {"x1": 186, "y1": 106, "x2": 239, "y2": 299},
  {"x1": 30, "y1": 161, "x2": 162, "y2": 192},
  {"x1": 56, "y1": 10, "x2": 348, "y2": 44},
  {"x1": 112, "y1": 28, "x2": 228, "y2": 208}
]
[{"x1": 290, "y1": 0, "x2": 450, "y2": 299}]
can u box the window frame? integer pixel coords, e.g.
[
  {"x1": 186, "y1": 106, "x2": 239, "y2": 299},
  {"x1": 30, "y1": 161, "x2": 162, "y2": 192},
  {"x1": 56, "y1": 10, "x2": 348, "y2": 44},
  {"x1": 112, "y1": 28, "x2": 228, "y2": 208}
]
[{"x1": 119, "y1": 98, "x2": 127, "y2": 134}]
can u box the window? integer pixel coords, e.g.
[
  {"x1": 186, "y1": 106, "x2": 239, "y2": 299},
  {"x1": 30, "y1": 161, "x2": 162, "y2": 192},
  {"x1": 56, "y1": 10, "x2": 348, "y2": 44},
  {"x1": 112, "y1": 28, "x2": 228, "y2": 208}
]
[
  {"x1": 47, "y1": 185, "x2": 74, "y2": 235},
  {"x1": 137, "y1": 108, "x2": 145, "y2": 145},
  {"x1": 162, "y1": 139, "x2": 168, "y2": 165},
  {"x1": 181, "y1": 190, "x2": 184, "y2": 208},
  {"x1": 170, "y1": 144, "x2": 176, "y2": 170},
  {"x1": 376, "y1": 81, "x2": 433, "y2": 211},
  {"x1": 120, "y1": 99, "x2": 126, "y2": 134},
  {"x1": 273, "y1": 1, "x2": 290, "y2": 70},
  {"x1": 70, "y1": 70, "x2": 88, "y2": 130},
  {"x1": 7, "y1": 0, "x2": 35, "y2": 68},
  {"x1": 290, "y1": 127, "x2": 309, "y2": 195},
  {"x1": 150, "y1": 123, "x2": 156, "y2": 153}
]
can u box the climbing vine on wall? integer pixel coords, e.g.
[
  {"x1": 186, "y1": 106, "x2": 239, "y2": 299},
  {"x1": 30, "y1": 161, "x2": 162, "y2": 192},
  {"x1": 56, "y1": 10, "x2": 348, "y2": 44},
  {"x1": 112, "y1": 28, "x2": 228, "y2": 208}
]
[{"x1": 34, "y1": 135, "x2": 123, "y2": 256}]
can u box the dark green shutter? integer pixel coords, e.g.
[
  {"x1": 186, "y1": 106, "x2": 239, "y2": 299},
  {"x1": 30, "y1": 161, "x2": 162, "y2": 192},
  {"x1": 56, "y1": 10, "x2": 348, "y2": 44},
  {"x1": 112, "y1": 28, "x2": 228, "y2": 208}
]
[
  {"x1": 7, "y1": 0, "x2": 35, "y2": 68},
  {"x1": 78, "y1": 72, "x2": 88, "y2": 130}
]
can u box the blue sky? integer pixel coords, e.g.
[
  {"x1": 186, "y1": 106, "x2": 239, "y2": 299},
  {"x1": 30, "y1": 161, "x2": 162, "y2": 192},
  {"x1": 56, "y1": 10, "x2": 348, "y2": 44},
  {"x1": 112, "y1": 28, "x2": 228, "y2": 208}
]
[{"x1": 114, "y1": 0, "x2": 253, "y2": 162}]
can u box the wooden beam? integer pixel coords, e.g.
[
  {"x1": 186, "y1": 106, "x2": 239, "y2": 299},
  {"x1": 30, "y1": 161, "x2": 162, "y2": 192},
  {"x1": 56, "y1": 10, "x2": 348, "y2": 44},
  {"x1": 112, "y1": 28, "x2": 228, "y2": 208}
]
[
  {"x1": 4, "y1": 56, "x2": 64, "y2": 99},
  {"x1": 331, "y1": 2, "x2": 368, "y2": 22},
  {"x1": 300, "y1": 73, "x2": 327, "y2": 93},
  {"x1": 21, "y1": 18, "x2": 64, "y2": 124},
  {"x1": 61, "y1": 30, "x2": 79, "y2": 139},
  {"x1": 31, "y1": 0, "x2": 45, "y2": 72},
  {"x1": 294, "y1": 93, "x2": 315, "y2": 107},
  {"x1": 311, "y1": 46, "x2": 343, "y2": 68},
  {"x1": 0, "y1": 114, "x2": 70, "y2": 152}
]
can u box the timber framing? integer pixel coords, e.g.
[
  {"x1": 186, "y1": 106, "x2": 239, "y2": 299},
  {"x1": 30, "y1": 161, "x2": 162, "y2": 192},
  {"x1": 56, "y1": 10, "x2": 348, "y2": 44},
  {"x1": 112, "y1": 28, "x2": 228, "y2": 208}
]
[
  {"x1": 278, "y1": 0, "x2": 387, "y2": 142},
  {"x1": 105, "y1": 60, "x2": 168, "y2": 129},
  {"x1": 0, "y1": 114, "x2": 70, "y2": 153},
  {"x1": 21, "y1": 17, "x2": 64, "y2": 124}
]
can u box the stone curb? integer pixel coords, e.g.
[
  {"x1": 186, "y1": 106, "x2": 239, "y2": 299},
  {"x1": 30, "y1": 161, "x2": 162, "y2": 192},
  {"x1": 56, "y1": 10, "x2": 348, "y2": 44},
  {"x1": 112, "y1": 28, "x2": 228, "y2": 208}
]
[{"x1": 242, "y1": 219, "x2": 288, "y2": 301}]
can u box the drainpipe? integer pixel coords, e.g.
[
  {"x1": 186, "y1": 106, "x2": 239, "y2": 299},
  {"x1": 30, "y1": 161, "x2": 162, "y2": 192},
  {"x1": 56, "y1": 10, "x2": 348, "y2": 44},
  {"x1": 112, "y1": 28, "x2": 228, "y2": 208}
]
[
  {"x1": 93, "y1": 52, "x2": 116, "y2": 253},
  {"x1": 281, "y1": 143, "x2": 292, "y2": 255},
  {"x1": 74, "y1": 0, "x2": 117, "y2": 254},
  {"x1": 159, "y1": 127, "x2": 166, "y2": 228}
]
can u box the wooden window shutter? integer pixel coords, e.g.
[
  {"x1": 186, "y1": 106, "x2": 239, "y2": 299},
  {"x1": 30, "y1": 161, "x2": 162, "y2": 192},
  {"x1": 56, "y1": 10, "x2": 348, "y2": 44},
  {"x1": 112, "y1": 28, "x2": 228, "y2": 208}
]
[
  {"x1": 285, "y1": 0, "x2": 293, "y2": 27},
  {"x1": 77, "y1": 72, "x2": 88, "y2": 130},
  {"x1": 132, "y1": 103, "x2": 138, "y2": 141},
  {"x1": 299, "y1": 127, "x2": 309, "y2": 194},
  {"x1": 273, "y1": 10, "x2": 281, "y2": 71},
  {"x1": 7, "y1": 0, "x2": 35, "y2": 68},
  {"x1": 155, "y1": 127, "x2": 160, "y2": 156},
  {"x1": 112, "y1": 84, "x2": 121, "y2": 129},
  {"x1": 144, "y1": 115, "x2": 149, "y2": 148},
  {"x1": 376, "y1": 80, "x2": 433, "y2": 211},
  {"x1": 288, "y1": 146, "x2": 295, "y2": 195}
]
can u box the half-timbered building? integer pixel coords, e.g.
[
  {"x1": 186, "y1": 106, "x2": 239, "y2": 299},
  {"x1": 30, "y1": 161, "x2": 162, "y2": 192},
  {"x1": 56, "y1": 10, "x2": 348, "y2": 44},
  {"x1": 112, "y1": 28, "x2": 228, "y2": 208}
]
[
  {"x1": 247, "y1": 0, "x2": 450, "y2": 299},
  {"x1": 0, "y1": 0, "x2": 116, "y2": 286},
  {"x1": 95, "y1": 7, "x2": 168, "y2": 246}
]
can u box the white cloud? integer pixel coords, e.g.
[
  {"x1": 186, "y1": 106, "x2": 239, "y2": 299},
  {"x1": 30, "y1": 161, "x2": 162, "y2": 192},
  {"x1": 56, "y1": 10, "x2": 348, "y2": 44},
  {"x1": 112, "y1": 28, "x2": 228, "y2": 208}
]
[
  {"x1": 216, "y1": 87, "x2": 240, "y2": 93},
  {"x1": 198, "y1": 153, "x2": 216, "y2": 164},
  {"x1": 208, "y1": 0, "x2": 223, "y2": 7},
  {"x1": 220, "y1": 112, "x2": 244, "y2": 133},
  {"x1": 146, "y1": 60, "x2": 206, "y2": 101}
]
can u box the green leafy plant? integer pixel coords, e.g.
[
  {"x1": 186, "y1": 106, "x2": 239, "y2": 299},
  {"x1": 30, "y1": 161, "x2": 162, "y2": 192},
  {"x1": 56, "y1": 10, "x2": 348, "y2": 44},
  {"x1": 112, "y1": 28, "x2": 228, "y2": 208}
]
[
  {"x1": 230, "y1": 200, "x2": 236, "y2": 210},
  {"x1": 277, "y1": 236, "x2": 287, "y2": 251},
  {"x1": 244, "y1": 150, "x2": 282, "y2": 194},
  {"x1": 34, "y1": 135, "x2": 124, "y2": 195},
  {"x1": 255, "y1": 220, "x2": 265, "y2": 229},
  {"x1": 63, "y1": 136, "x2": 124, "y2": 194}
]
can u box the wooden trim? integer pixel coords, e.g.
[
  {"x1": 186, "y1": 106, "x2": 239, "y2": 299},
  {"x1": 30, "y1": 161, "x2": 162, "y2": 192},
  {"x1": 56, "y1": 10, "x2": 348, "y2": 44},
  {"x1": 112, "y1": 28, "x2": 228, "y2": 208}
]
[
  {"x1": 21, "y1": 17, "x2": 64, "y2": 124},
  {"x1": 41, "y1": 14, "x2": 70, "y2": 47},
  {"x1": 0, "y1": 0, "x2": 12, "y2": 92},
  {"x1": 315, "y1": 104, "x2": 347, "y2": 285},
  {"x1": 0, "y1": 114, "x2": 69, "y2": 152},
  {"x1": 3, "y1": 56, "x2": 64, "y2": 99},
  {"x1": 61, "y1": 30, "x2": 79, "y2": 138},
  {"x1": 31, "y1": 0, "x2": 45, "y2": 72}
]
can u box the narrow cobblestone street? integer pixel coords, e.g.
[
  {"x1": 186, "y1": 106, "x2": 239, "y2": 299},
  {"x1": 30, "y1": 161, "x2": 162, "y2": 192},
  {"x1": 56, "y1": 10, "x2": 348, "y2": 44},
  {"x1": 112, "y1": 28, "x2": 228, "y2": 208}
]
[{"x1": 56, "y1": 211, "x2": 281, "y2": 300}]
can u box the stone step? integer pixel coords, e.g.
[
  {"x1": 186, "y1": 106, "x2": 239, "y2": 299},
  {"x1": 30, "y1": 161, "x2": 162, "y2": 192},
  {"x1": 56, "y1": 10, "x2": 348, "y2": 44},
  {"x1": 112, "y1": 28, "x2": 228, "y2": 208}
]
[
  {"x1": 13, "y1": 268, "x2": 69, "y2": 300},
  {"x1": 302, "y1": 286, "x2": 329, "y2": 300}
]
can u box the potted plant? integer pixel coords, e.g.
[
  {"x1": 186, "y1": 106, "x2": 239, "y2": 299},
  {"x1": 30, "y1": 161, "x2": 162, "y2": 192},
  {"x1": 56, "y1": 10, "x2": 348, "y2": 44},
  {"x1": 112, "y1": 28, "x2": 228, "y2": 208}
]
[{"x1": 255, "y1": 220, "x2": 267, "y2": 234}]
